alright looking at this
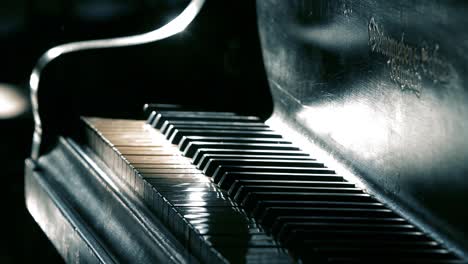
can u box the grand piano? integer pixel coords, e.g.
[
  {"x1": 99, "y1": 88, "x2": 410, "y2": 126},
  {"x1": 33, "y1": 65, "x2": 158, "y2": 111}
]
[{"x1": 25, "y1": 0, "x2": 468, "y2": 263}]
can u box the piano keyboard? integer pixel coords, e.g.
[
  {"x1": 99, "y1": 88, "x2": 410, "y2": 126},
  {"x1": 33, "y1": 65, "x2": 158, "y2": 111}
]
[{"x1": 82, "y1": 108, "x2": 463, "y2": 263}]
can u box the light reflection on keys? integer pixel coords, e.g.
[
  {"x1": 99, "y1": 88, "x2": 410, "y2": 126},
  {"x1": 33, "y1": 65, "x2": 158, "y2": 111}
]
[{"x1": 82, "y1": 117, "x2": 291, "y2": 264}]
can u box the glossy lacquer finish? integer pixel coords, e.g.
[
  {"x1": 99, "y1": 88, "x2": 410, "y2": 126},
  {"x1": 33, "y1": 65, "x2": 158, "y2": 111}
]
[{"x1": 257, "y1": 0, "x2": 468, "y2": 253}]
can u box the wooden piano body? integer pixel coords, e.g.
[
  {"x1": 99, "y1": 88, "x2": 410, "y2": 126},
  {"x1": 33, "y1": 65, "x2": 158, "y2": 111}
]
[{"x1": 25, "y1": 0, "x2": 468, "y2": 263}]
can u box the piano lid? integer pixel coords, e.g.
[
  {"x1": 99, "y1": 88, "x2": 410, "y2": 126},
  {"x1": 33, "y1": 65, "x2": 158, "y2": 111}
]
[{"x1": 257, "y1": 0, "x2": 468, "y2": 254}]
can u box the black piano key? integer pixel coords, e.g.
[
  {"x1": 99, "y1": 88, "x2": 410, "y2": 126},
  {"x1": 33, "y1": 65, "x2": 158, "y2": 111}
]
[
  {"x1": 258, "y1": 206, "x2": 398, "y2": 229},
  {"x1": 157, "y1": 110, "x2": 237, "y2": 116},
  {"x1": 155, "y1": 112, "x2": 237, "y2": 128},
  {"x1": 300, "y1": 238, "x2": 447, "y2": 253},
  {"x1": 212, "y1": 166, "x2": 336, "y2": 183},
  {"x1": 184, "y1": 143, "x2": 300, "y2": 158},
  {"x1": 217, "y1": 172, "x2": 344, "y2": 190},
  {"x1": 143, "y1": 103, "x2": 184, "y2": 115},
  {"x1": 165, "y1": 125, "x2": 273, "y2": 139},
  {"x1": 163, "y1": 122, "x2": 270, "y2": 136},
  {"x1": 204, "y1": 159, "x2": 326, "y2": 177},
  {"x1": 228, "y1": 180, "x2": 354, "y2": 197},
  {"x1": 276, "y1": 221, "x2": 417, "y2": 244},
  {"x1": 233, "y1": 185, "x2": 362, "y2": 206},
  {"x1": 193, "y1": 149, "x2": 309, "y2": 165},
  {"x1": 152, "y1": 113, "x2": 260, "y2": 129},
  {"x1": 284, "y1": 229, "x2": 429, "y2": 250},
  {"x1": 269, "y1": 215, "x2": 406, "y2": 236},
  {"x1": 163, "y1": 120, "x2": 269, "y2": 127},
  {"x1": 169, "y1": 129, "x2": 283, "y2": 144},
  {"x1": 241, "y1": 192, "x2": 375, "y2": 212},
  {"x1": 179, "y1": 136, "x2": 290, "y2": 152},
  {"x1": 196, "y1": 154, "x2": 313, "y2": 170},
  {"x1": 162, "y1": 119, "x2": 268, "y2": 131},
  {"x1": 295, "y1": 239, "x2": 461, "y2": 263}
]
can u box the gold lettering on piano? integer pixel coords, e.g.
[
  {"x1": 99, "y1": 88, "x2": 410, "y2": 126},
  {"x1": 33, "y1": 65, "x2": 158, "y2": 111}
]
[{"x1": 368, "y1": 17, "x2": 451, "y2": 96}]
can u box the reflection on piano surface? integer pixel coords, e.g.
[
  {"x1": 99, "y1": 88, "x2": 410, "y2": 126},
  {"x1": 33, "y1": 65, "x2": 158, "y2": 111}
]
[{"x1": 25, "y1": 0, "x2": 468, "y2": 263}]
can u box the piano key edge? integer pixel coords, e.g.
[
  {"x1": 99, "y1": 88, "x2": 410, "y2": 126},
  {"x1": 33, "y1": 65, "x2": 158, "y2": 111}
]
[{"x1": 25, "y1": 137, "x2": 203, "y2": 263}]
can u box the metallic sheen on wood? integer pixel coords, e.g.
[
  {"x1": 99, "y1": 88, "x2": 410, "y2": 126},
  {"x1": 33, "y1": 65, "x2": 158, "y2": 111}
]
[{"x1": 257, "y1": 0, "x2": 468, "y2": 256}]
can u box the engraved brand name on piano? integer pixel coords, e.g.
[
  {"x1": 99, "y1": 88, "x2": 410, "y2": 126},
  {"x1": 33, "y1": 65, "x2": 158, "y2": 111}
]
[{"x1": 368, "y1": 17, "x2": 450, "y2": 96}]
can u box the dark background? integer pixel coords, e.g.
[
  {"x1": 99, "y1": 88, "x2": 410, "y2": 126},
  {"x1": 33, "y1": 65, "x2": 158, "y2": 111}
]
[{"x1": 0, "y1": 0, "x2": 271, "y2": 262}]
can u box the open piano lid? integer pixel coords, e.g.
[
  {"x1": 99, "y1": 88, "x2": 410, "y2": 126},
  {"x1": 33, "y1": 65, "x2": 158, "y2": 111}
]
[{"x1": 257, "y1": 0, "x2": 468, "y2": 255}]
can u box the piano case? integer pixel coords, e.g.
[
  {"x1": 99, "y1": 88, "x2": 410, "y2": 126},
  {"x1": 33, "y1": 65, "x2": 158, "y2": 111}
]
[{"x1": 25, "y1": 0, "x2": 468, "y2": 263}]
